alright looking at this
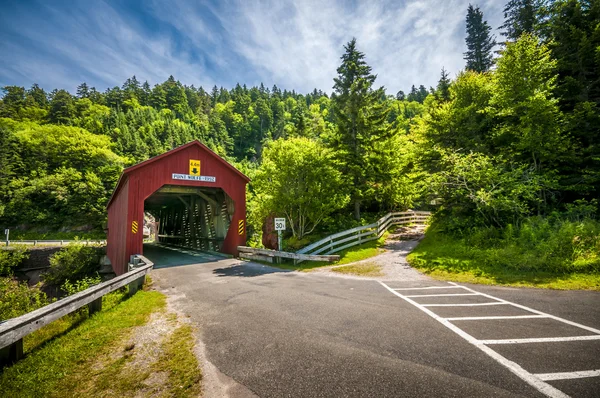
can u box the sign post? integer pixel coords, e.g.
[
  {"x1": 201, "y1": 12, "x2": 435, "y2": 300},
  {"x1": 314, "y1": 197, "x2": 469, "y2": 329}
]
[
  {"x1": 274, "y1": 218, "x2": 286, "y2": 263},
  {"x1": 4, "y1": 229, "x2": 8, "y2": 246}
]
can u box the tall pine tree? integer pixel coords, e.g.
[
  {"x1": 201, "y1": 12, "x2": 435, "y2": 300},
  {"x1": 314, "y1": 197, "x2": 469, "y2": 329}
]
[
  {"x1": 436, "y1": 67, "x2": 451, "y2": 101},
  {"x1": 464, "y1": 4, "x2": 496, "y2": 73},
  {"x1": 500, "y1": 0, "x2": 543, "y2": 41},
  {"x1": 330, "y1": 38, "x2": 392, "y2": 220}
]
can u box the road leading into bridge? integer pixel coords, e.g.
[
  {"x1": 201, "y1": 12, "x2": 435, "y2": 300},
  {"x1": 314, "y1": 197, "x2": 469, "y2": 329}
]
[{"x1": 147, "y1": 245, "x2": 600, "y2": 398}]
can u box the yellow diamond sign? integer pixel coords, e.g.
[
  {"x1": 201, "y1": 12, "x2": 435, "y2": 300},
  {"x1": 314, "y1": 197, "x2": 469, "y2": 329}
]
[{"x1": 189, "y1": 159, "x2": 201, "y2": 176}]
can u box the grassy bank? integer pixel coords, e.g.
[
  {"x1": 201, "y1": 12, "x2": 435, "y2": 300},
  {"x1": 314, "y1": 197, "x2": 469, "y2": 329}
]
[
  {"x1": 407, "y1": 218, "x2": 600, "y2": 290},
  {"x1": 270, "y1": 233, "x2": 387, "y2": 271},
  {"x1": 0, "y1": 287, "x2": 202, "y2": 397}
]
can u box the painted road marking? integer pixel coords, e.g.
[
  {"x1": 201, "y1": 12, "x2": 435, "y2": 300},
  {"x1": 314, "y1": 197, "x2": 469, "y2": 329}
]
[
  {"x1": 422, "y1": 302, "x2": 508, "y2": 307},
  {"x1": 448, "y1": 282, "x2": 600, "y2": 335},
  {"x1": 535, "y1": 370, "x2": 600, "y2": 381},
  {"x1": 392, "y1": 285, "x2": 465, "y2": 290},
  {"x1": 404, "y1": 293, "x2": 479, "y2": 298},
  {"x1": 445, "y1": 315, "x2": 549, "y2": 321},
  {"x1": 379, "y1": 281, "x2": 600, "y2": 398},
  {"x1": 481, "y1": 335, "x2": 600, "y2": 345}
]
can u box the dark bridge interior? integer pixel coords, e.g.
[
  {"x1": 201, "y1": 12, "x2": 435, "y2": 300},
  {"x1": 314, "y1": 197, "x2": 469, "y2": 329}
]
[{"x1": 144, "y1": 185, "x2": 234, "y2": 252}]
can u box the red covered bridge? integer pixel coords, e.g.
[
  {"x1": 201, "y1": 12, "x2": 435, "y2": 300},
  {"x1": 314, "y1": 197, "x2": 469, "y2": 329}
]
[{"x1": 106, "y1": 141, "x2": 250, "y2": 275}]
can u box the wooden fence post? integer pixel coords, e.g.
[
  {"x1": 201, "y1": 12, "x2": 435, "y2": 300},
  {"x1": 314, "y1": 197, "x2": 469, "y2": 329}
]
[
  {"x1": 0, "y1": 338, "x2": 23, "y2": 366},
  {"x1": 88, "y1": 297, "x2": 102, "y2": 315}
]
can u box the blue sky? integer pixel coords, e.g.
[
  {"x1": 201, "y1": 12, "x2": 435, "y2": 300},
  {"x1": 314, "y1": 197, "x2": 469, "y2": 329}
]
[{"x1": 0, "y1": 0, "x2": 505, "y2": 95}]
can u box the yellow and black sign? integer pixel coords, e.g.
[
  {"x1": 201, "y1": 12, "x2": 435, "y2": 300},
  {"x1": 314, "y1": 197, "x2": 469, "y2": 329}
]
[
  {"x1": 238, "y1": 219, "x2": 245, "y2": 235},
  {"x1": 189, "y1": 159, "x2": 201, "y2": 176},
  {"x1": 131, "y1": 221, "x2": 138, "y2": 234}
]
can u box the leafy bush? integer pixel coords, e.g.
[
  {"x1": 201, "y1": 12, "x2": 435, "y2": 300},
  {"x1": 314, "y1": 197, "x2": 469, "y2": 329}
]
[
  {"x1": 60, "y1": 274, "x2": 102, "y2": 296},
  {"x1": 0, "y1": 277, "x2": 48, "y2": 321},
  {"x1": 0, "y1": 245, "x2": 29, "y2": 276},
  {"x1": 42, "y1": 244, "x2": 103, "y2": 287},
  {"x1": 408, "y1": 216, "x2": 600, "y2": 278}
]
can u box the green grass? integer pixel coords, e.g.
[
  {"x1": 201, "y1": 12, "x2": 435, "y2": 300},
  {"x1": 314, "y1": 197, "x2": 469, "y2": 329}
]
[
  {"x1": 270, "y1": 233, "x2": 387, "y2": 271},
  {"x1": 155, "y1": 324, "x2": 202, "y2": 397},
  {"x1": 0, "y1": 289, "x2": 168, "y2": 397},
  {"x1": 331, "y1": 262, "x2": 385, "y2": 277},
  {"x1": 407, "y1": 228, "x2": 600, "y2": 290}
]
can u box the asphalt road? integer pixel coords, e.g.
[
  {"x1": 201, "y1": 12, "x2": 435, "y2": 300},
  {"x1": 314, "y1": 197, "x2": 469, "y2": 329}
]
[{"x1": 146, "y1": 245, "x2": 600, "y2": 398}]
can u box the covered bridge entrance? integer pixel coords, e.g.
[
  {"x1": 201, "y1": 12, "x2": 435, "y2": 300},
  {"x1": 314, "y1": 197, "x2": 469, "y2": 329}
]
[{"x1": 106, "y1": 141, "x2": 250, "y2": 275}]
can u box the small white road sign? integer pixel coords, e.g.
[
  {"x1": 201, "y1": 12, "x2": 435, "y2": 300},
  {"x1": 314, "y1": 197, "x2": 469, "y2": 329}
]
[{"x1": 274, "y1": 218, "x2": 286, "y2": 231}]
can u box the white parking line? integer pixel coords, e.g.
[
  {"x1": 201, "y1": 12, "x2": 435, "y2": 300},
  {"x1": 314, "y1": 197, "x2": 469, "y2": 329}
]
[
  {"x1": 379, "y1": 281, "x2": 592, "y2": 398},
  {"x1": 446, "y1": 315, "x2": 549, "y2": 321},
  {"x1": 448, "y1": 282, "x2": 600, "y2": 335},
  {"x1": 422, "y1": 302, "x2": 508, "y2": 307},
  {"x1": 392, "y1": 286, "x2": 465, "y2": 290},
  {"x1": 535, "y1": 370, "x2": 600, "y2": 381},
  {"x1": 404, "y1": 293, "x2": 479, "y2": 298},
  {"x1": 481, "y1": 335, "x2": 600, "y2": 345}
]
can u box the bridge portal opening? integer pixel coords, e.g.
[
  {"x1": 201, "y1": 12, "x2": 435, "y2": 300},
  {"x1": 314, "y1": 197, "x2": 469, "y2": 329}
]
[
  {"x1": 106, "y1": 140, "x2": 250, "y2": 275},
  {"x1": 144, "y1": 185, "x2": 234, "y2": 252}
]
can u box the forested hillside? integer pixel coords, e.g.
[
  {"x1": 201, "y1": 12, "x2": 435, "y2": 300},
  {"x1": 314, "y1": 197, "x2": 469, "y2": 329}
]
[{"x1": 0, "y1": 0, "x2": 598, "y2": 265}]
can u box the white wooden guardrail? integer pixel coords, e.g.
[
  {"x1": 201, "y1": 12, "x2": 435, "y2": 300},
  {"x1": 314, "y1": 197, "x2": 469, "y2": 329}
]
[
  {"x1": 237, "y1": 246, "x2": 340, "y2": 264},
  {"x1": 295, "y1": 210, "x2": 430, "y2": 264},
  {"x1": 0, "y1": 254, "x2": 153, "y2": 366}
]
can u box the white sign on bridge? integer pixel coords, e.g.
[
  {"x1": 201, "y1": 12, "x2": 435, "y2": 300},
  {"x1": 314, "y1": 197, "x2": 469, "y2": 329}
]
[
  {"x1": 172, "y1": 173, "x2": 216, "y2": 182},
  {"x1": 274, "y1": 218, "x2": 286, "y2": 231}
]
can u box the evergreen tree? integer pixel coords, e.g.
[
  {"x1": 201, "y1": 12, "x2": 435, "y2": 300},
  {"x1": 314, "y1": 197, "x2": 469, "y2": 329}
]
[
  {"x1": 396, "y1": 90, "x2": 405, "y2": 100},
  {"x1": 210, "y1": 85, "x2": 219, "y2": 106},
  {"x1": 418, "y1": 85, "x2": 429, "y2": 102},
  {"x1": 436, "y1": 67, "x2": 451, "y2": 101},
  {"x1": 27, "y1": 84, "x2": 48, "y2": 108},
  {"x1": 48, "y1": 89, "x2": 75, "y2": 124},
  {"x1": 76, "y1": 82, "x2": 90, "y2": 98},
  {"x1": 88, "y1": 87, "x2": 104, "y2": 105},
  {"x1": 407, "y1": 85, "x2": 419, "y2": 102},
  {"x1": 464, "y1": 4, "x2": 496, "y2": 72},
  {"x1": 500, "y1": 0, "x2": 543, "y2": 41},
  {"x1": 0, "y1": 86, "x2": 26, "y2": 118},
  {"x1": 330, "y1": 38, "x2": 392, "y2": 220}
]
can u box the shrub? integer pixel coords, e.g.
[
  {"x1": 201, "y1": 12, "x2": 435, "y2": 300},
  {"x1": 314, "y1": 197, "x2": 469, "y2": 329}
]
[
  {"x1": 60, "y1": 274, "x2": 102, "y2": 296},
  {"x1": 0, "y1": 277, "x2": 48, "y2": 321},
  {"x1": 42, "y1": 244, "x2": 103, "y2": 287},
  {"x1": 0, "y1": 245, "x2": 29, "y2": 276},
  {"x1": 412, "y1": 216, "x2": 600, "y2": 276}
]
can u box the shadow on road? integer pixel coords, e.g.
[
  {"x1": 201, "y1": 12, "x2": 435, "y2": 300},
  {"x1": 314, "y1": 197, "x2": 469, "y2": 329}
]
[{"x1": 213, "y1": 263, "x2": 290, "y2": 278}]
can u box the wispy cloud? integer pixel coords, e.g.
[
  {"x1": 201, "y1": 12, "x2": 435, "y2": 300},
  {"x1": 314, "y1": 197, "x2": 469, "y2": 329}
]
[{"x1": 0, "y1": 0, "x2": 505, "y2": 94}]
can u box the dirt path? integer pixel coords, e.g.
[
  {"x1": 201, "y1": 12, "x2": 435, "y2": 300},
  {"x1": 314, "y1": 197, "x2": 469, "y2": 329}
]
[{"x1": 311, "y1": 226, "x2": 431, "y2": 281}]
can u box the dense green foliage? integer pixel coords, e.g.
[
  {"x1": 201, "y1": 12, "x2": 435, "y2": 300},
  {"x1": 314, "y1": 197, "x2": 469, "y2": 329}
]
[
  {"x1": 0, "y1": 245, "x2": 28, "y2": 276},
  {"x1": 252, "y1": 138, "x2": 348, "y2": 238},
  {"x1": 0, "y1": 1, "x2": 598, "y2": 285},
  {"x1": 60, "y1": 274, "x2": 102, "y2": 297},
  {"x1": 407, "y1": 217, "x2": 600, "y2": 289},
  {"x1": 42, "y1": 244, "x2": 103, "y2": 287},
  {"x1": 0, "y1": 278, "x2": 48, "y2": 321}
]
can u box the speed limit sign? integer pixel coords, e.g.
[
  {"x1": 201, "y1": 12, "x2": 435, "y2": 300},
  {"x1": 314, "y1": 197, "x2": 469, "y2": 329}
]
[{"x1": 274, "y1": 218, "x2": 286, "y2": 231}]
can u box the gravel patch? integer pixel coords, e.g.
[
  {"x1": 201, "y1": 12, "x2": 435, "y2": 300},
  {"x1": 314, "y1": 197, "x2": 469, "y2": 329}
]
[{"x1": 312, "y1": 226, "x2": 431, "y2": 282}]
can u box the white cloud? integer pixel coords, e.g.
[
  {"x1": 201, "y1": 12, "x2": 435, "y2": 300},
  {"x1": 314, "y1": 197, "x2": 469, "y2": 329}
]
[{"x1": 0, "y1": 0, "x2": 506, "y2": 94}]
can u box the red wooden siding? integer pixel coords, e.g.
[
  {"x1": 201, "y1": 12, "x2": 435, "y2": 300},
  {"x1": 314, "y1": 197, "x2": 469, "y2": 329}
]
[
  {"x1": 106, "y1": 141, "x2": 249, "y2": 275},
  {"x1": 107, "y1": 178, "x2": 129, "y2": 275}
]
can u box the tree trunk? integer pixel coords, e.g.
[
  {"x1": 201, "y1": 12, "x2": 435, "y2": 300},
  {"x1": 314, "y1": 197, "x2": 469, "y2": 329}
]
[{"x1": 354, "y1": 199, "x2": 361, "y2": 221}]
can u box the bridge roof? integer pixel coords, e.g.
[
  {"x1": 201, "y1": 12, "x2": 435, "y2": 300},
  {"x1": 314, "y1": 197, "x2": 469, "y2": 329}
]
[{"x1": 107, "y1": 140, "x2": 250, "y2": 209}]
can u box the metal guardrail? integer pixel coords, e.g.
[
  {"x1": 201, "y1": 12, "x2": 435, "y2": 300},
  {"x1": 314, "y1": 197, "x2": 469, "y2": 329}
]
[
  {"x1": 0, "y1": 254, "x2": 153, "y2": 366},
  {"x1": 4, "y1": 239, "x2": 106, "y2": 246},
  {"x1": 295, "y1": 210, "x2": 431, "y2": 264}
]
